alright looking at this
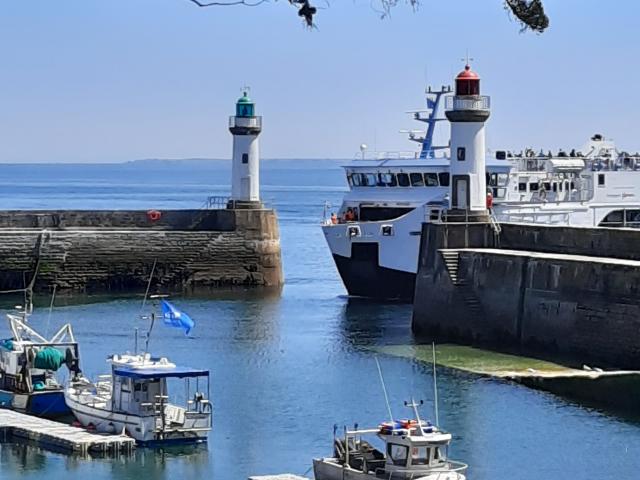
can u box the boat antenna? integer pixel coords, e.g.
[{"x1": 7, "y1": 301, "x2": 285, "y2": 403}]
[
  {"x1": 432, "y1": 342, "x2": 440, "y2": 427},
  {"x1": 375, "y1": 356, "x2": 394, "y2": 423},
  {"x1": 140, "y1": 259, "x2": 157, "y2": 354}
]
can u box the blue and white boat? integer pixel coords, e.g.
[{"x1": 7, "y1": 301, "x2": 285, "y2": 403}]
[
  {"x1": 64, "y1": 300, "x2": 212, "y2": 446},
  {"x1": 0, "y1": 310, "x2": 81, "y2": 418}
]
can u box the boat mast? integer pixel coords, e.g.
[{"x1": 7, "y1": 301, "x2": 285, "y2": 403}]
[
  {"x1": 432, "y1": 342, "x2": 440, "y2": 427},
  {"x1": 375, "y1": 356, "x2": 394, "y2": 423}
]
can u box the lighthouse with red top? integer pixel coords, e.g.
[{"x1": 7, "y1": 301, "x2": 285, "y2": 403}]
[{"x1": 445, "y1": 64, "x2": 491, "y2": 213}]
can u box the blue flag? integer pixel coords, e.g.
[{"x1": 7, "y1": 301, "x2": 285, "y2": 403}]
[{"x1": 160, "y1": 300, "x2": 195, "y2": 335}]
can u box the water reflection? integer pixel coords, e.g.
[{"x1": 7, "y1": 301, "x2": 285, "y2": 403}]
[{"x1": 337, "y1": 298, "x2": 414, "y2": 349}]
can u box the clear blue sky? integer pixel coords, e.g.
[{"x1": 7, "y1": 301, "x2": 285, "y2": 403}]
[{"x1": 0, "y1": 0, "x2": 638, "y2": 162}]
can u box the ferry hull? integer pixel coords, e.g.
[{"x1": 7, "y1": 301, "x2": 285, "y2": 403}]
[{"x1": 333, "y1": 253, "x2": 416, "y2": 302}]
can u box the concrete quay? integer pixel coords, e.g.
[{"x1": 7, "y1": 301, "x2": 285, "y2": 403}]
[
  {"x1": 0, "y1": 408, "x2": 135, "y2": 456},
  {"x1": 412, "y1": 222, "x2": 640, "y2": 369}
]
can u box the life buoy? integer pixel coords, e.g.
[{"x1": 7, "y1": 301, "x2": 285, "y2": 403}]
[{"x1": 147, "y1": 210, "x2": 162, "y2": 222}]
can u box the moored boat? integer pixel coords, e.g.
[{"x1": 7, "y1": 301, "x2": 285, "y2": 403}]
[
  {"x1": 0, "y1": 310, "x2": 81, "y2": 418},
  {"x1": 65, "y1": 353, "x2": 212, "y2": 446},
  {"x1": 313, "y1": 400, "x2": 467, "y2": 480},
  {"x1": 64, "y1": 298, "x2": 212, "y2": 446}
]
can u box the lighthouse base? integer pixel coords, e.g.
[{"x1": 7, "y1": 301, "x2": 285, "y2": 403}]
[{"x1": 227, "y1": 200, "x2": 264, "y2": 210}]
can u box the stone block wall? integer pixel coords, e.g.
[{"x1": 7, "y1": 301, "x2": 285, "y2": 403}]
[
  {"x1": 0, "y1": 209, "x2": 282, "y2": 294},
  {"x1": 413, "y1": 222, "x2": 640, "y2": 369}
]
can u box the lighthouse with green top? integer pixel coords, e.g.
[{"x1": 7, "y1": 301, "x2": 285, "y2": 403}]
[{"x1": 229, "y1": 90, "x2": 262, "y2": 208}]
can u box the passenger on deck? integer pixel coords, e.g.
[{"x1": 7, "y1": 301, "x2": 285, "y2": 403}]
[
  {"x1": 353, "y1": 207, "x2": 359, "y2": 221},
  {"x1": 344, "y1": 208, "x2": 355, "y2": 222},
  {"x1": 330, "y1": 213, "x2": 338, "y2": 225}
]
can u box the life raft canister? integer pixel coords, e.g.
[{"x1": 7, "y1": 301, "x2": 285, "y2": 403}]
[{"x1": 147, "y1": 209, "x2": 162, "y2": 222}]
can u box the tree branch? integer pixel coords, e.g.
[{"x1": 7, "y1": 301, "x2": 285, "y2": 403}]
[{"x1": 188, "y1": 0, "x2": 268, "y2": 7}]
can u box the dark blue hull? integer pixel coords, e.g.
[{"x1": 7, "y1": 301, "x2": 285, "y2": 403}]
[{"x1": 0, "y1": 389, "x2": 71, "y2": 418}]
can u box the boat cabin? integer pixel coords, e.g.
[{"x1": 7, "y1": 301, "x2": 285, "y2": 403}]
[{"x1": 110, "y1": 355, "x2": 211, "y2": 419}]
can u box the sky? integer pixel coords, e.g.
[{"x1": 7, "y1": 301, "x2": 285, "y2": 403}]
[{"x1": 0, "y1": 0, "x2": 638, "y2": 163}]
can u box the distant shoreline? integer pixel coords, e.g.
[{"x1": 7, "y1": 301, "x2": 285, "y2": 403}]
[{"x1": 0, "y1": 158, "x2": 349, "y2": 166}]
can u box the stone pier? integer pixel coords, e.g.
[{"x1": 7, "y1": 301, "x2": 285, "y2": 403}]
[
  {"x1": 412, "y1": 222, "x2": 640, "y2": 369},
  {"x1": 0, "y1": 209, "x2": 283, "y2": 294}
]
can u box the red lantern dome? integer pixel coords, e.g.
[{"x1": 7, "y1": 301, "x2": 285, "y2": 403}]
[{"x1": 455, "y1": 65, "x2": 480, "y2": 96}]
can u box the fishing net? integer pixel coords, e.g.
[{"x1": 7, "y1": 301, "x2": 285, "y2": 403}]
[{"x1": 33, "y1": 347, "x2": 66, "y2": 371}]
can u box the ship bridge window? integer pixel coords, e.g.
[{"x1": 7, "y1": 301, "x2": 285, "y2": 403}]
[
  {"x1": 397, "y1": 173, "x2": 410, "y2": 187},
  {"x1": 410, "y1": 173, "x2": 425, "y2": 187},
  {"x1": 529, "y1": 183, "x2": 539, "y2": 192},
  {"x1": 381, "y1": 173, "x2": 397, "y2": 187},
  {"x1": 518, "y1": 182, "x2": 527, "y2": 192},
  {"x1": 365, "y1": 173, "x2": 377, "y2": 186},
  {"x1": 488, "y1": 172, "x2": 509, "y2": 187},
  {"x1": 438, "y1": 172, "x2": 450, "y2": 187},
  {"x1": 424, "y1": 173, "x2": 439, "y2": 186},
  {"x1": 387, "y1": 444, "x2": 409, "y2": 467},
  {"x1": 598, "y1": 173, "x2": 606, "y2": 187},
  {"x1": 349, "y1": 174, "x2": 361, "y2": 187}
]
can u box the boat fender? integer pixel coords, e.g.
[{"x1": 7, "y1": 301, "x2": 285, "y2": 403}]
[{"x1": 146, "y1": 210, "x2": 162, "y2": 222}]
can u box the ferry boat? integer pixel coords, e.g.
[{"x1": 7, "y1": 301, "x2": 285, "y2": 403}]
[
  {"x1": 65, "y1": 353, "x2": 212, "y2": 446},
  {"x1": 313, "y1": 400, "x2": 467, "y2": 480},
  {"x1": 0, "y1": 309, "x2": 81, "y2": 418},
  {"x1": 322, "y1": 68, "x2": 640, "y2": 301}
]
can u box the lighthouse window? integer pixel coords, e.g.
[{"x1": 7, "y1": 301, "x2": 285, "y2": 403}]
[
  {"x1": 397, "y1": 173, "x2": 410, "y2": 187},
  {"x1": 242, "y1": 153, "x2": 248, "y2": 164},
  {"x1": 424, "y1": 173, "x2": 439, "y2": 186},
  {"x1": 438, "y1": 173, "x2": 450, "y2": 187},
  {"x1": 410, "y1": 173, "x2": 425, "y2": 187},
  {"x1": 457, "y1": 147, "x2": 466, "y2": 161}
]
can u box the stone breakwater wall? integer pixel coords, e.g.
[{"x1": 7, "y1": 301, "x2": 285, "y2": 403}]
[
  {"x1": 412, "y1": 223, "x2": 640, "y2": 369},
  {"x1": 0, "y1": 209, "x2": 282, "y2": 293}
]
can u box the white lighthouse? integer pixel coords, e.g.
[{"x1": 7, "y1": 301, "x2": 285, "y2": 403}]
[
  {"x1": 229, "y1": 90, "x2": 262, "y2": 208},
  {"x1": 445, "y1": 64, "x2": 491, "y2": 212}
]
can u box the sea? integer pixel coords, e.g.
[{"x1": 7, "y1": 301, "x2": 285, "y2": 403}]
[{"x1": 0, "y1": 160, "x2": 639, "y2": 480}]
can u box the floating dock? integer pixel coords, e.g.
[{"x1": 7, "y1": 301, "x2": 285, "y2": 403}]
[
  {"x1": 0, "y1": 409, "x2": 135, "y2": 456},
  {"x1": 249, "y1": 475, "x2": 311, "y2": 480}
]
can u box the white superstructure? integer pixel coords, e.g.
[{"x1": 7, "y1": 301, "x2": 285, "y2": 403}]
[{"x1": 322, "y1": 65, "x2": 640, "y2": 301}]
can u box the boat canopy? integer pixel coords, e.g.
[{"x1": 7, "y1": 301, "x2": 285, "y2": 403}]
[{"x1": 113, "y1": 365, "x2": 209, "y2": 379}]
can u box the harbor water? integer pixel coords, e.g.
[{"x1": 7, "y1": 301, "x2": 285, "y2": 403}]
[{"x1": 0, "y1": 160, "x2": 639, "y2": 479}]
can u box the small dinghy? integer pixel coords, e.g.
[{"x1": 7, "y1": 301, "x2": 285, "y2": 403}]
[{"x1": 65, "y1": 298, "x2": 212, "y2": 446}]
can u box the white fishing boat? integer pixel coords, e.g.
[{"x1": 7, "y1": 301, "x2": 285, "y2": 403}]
[
  {"x1": 64, "y1": 299, "x2": 212, "y2": 446},
  {"x1": 313, "y1": 401, "x2": 467, "y2": 480},
  {"x1": 65, "y1": 353, "x2": 212, "y2": 446},
  {"x1": 0, "y1": 308, "x2": 80, "y2": 418}
]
